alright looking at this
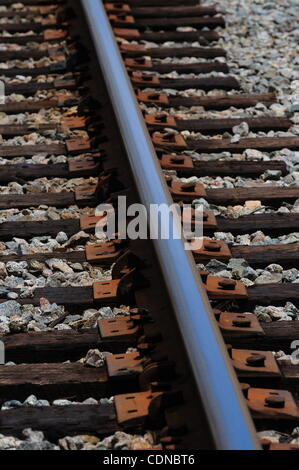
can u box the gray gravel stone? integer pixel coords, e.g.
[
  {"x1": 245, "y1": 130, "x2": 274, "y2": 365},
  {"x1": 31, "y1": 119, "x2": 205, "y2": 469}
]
[{"x1": 0, "y1": 301, "x2": 21, "y2": 317}]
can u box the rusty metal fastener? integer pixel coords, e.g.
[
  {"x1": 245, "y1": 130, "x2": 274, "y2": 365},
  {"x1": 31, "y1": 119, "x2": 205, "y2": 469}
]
[
  {"x1": 265, "y1": 395, "x2": 285, "y2": 409},
  {"x1": 148, "y1": 93, "x2": 161, "y2": 100},
  {"x1": 109, "y1": 14, "x2": 135, "y2": 24},
  {"x1": 106, "y1": 352, "x2": 144, "y2": 379},
  {"x1": 232, "y1": 317, "x2": 252, "y2": 328},
  {"x1": 152, "y1": 133, "x2": 187, "y2": 149},
  {"x1": 171, "y1": 182, "x2": 206, "y2": 201},
  {"x1": 107, "y1": 3, "x2": 131, "y2": 11},
  {"x1": 206, "y1": 277, "x2": 248, "y2": 299},
  {"x1": 246, "y1": 353, "x2": 266, "y2": 367},
  {"x1": 218, "y1": 279, "x2": 236, "y2": 290},
  {"x1": 145, "y1": 114, "x2": 177, "y2": 128},
  {"x1": 160, "y1": 133, "x2": 175, "y2": 142},
  {"x1": 170, "y1": 156, "x2": 185, "y2": 164},
  {"x1": 155, "y1": 115, "x2": 168, "y2": 123},
  {"x1": 180, "y1": 182, "x2": 196, "y2": 193},
  {"x1": 114, "y1": 391, "x2": 160, "y2": 427},
  {"x1": 134, "y1": 57, "x2": 146, "y2": 64},
  {"x1": 137, "y1": 91, "x2": 169, "y2": 105},
  {"x1": 160, "y1": 154, "x2": 194, "y2": 171},
  {"x1": 204, "y1": 241, "x2": 221, "y2": 252},
  {"x1": 98, "y1": 316, "x2": 140, "y2": 339},
  {"x1": 218, "y1": 313, "x2": 265, "y2": 338}
]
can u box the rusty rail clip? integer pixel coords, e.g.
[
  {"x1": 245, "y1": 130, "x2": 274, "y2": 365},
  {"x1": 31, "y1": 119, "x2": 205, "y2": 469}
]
[
  {"x1": 114, "y1": 390, "x2": 161, "y2": 429},
  {"x1": 68, "y1": 158, "x2": 101, "y2": 177},
  {"x1": 205, "y1": 276, "x2": 248, "y2": 299},
  {"x1": 43, "y1": 29, "x2": 68, "y2": 41},
  {"x1": 93, "y1": 251, "x2": 144, "y2": 302},
  {"x1": 202, "y1": 211, "x2": 218, "y2": 230},
  {"x1": 98, "y1": 315, "x2": 140, "y2": 340},
  {"x1": 169, "y1": 181, "x2": 207, "y2": 201},
  {"x1": 60, "y1": 116, "x2": 86, "y2": 130},
  {"x1": 180, "y1": 209, "x2": 218, "y2": 233},
  {"x1": 120, "y1": 44, "x2": 146, "y2": 53},
  {"x1": 137, "y1": 91, "x2": 169, "y2": 106},
  {"x1": 244, "y1": 386, "x2": 299, "y2": 420},
  {"x1": 145, "y1": 114, "x2": 177, "y2": 129},
  {"x1": 66, "y1": 137, "x2": 91, "y2": 154},
  {"x1": 75, "y1": 172, "x2": 112, "y2": 205},
  {"x1": 57, "y1": 93, "x2": 79, "y2": 107},
  {"x1": 109, "y1": 13, "x2": 135, "y2": 25},
  {"x1": 106, "y1": 352, "x2": 144, "y2": 379},
  {"x1": 152, "y1": 132, "x2": 188, "y2": 149},
  {"x1": 111, "y1": 250, "x2": 144, "y2": 279},
  {"x1": 125, "y1": 57, "x2": 153, "y2": 69},
  {"x1": 113, "y1": 28, "x2": 141, "y2": 39},
  {"x1": 105, "y1": 3, "x2": 131, "y2": 12},
  {"x1": 192, "y1": 240, "x2": 232, "y2": 262},
  {"x1": 41, "y1": 18, "x2": 57, "y2": 26},
  {"x1": 131, "y1": 73, "x2": 160, "y2": 87},
  {"x1": 216, "y1": 311, "x2": 265, "y2": 337},
  {"x1": 160, "y1": 154, "x2": 194, "y2": 171},
  {"x1": 232, "y1": 349, "x2": 281, "y2": 378},
  {"x1": 115, "y1": 388, "x2": 184, "y2": 430},
  {"x1": 80, "y1": 213, "x2": 107, "y2": 231},
  {"x1": 75, "y1": 184, "x2": 99, "y2": 204},
  {"x1": 85, "y1": 240, "x2": 127, "y2": 264},
  {"x1": 93, "y1": 269, "x2": 135, "y2": 303},
  {"x1": 98, "y1": 307, "x2": 149, "y2": 340}
]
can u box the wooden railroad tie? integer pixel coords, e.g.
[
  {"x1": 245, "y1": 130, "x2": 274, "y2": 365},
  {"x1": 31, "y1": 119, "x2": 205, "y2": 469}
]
[
  {"x1": 0, "y1": 136, "x2": 91, "y2": 158},
  {"x1": 4, "y1": 73, "x2": 80, "y2": 96},
  {"x1": 0, "y1": 238, "x2": 128, "y2": 266},
  {"x1": 0, "y1": 156, "x2": 103, "y2": 183},
  {"x1": 0, "y1": 29, "x2": 68, "y2": 45},
  {"x1": 137, "y1": 91, "x2": 277, "y2": 110},
  {"x1": 0, "y1": 171, "x2": 118, "y2": 209},
  {"x1": 2, "y1": 211, "x2": 299, "y2": 242},
  {"x1": 131, "y1": 72, "x2": 240, "y2": 91},
  {"x1": 165, "y1": 179, "x2": 299, "y2": 205},
  {"x1": 0, "y1": 93, "x2": 83, "y2": 114},
  {"x1": 0, "y1": 117, "x2": 87, "y2": 137},
  {"x1": 0, "y1": 251, "x2": 146, "y2": 306},
  {"x1": 152, "y1": 133, "x2": 299, "y2": 153},
  {"x1": 146, "y1": 115, "x2": 292, "y2": 134},
  {"x1": 192, "y1": 239, "x2": 299, "y2": 268},
  {"x1": 105, "y1": 4, "x2": 219, "y2": 18},
  {"x1": 126, "y1": 58, "x2": 229, "y2": 74},
  {"x1": 159, "y1": 153, "x2": 287, "y2": 177},
  {"x1": 114, "y1": 28, "x2": 220, "y2": 44},
  {"x1": 109, "y1": 13, "x2": 225, "y2": 30},
  {"x1": 3, "y1": 309, "x2": 299, "y2": 364}
]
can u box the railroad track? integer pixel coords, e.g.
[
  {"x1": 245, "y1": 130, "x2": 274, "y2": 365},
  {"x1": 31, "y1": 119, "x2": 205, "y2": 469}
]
[{"x1": 0, "y1": 0, "x2": 298, "y2": 452}]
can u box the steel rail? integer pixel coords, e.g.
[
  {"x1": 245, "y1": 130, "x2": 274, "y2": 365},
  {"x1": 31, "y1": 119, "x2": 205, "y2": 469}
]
[{"x1": 81, "y1": 0, "x2": 260, "y2": 450}]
